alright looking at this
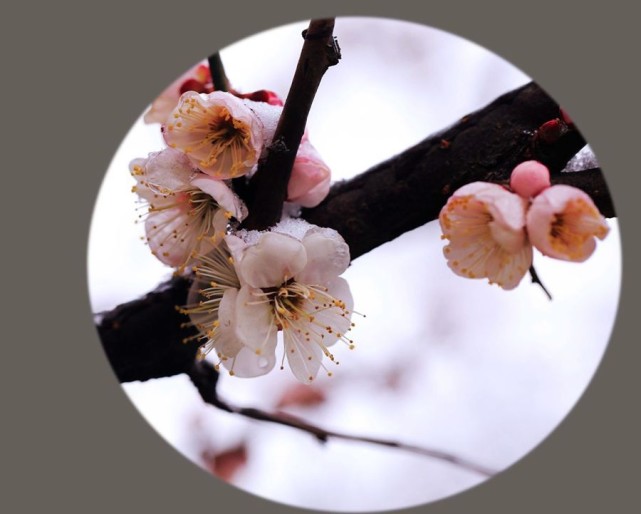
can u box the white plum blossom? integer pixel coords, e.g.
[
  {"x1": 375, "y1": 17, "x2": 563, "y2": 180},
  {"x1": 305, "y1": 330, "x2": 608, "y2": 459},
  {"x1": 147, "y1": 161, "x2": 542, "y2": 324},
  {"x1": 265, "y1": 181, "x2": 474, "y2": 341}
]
[
  {"x1": 439, "y1": 182, "x2": 533, "y2": 290},
  {"x1": 526, "y1": 185, "x2": 609, "y2": 262},
  {"x1": 163, "y1": 91, "x2": 282, "y2": 179},
  {"x1": 130, "y1": 148, "x2": 247, "y2": 271},
  {"x1": 183, "y1": 220, "x2": 357, "y2": 383}
]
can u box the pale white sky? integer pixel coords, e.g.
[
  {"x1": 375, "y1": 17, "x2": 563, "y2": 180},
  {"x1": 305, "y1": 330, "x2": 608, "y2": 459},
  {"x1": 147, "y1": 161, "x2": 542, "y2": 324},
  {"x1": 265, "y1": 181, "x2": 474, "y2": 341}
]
[{"x1": 88, "y1": 17, "x2": 621, "y2": 512}]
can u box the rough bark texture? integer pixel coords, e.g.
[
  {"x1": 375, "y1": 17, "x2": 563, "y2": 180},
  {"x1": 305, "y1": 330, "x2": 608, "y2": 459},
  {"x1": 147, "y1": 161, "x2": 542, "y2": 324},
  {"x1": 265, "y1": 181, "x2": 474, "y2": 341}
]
[{"x1": 96, "y1": 81, "x2": 614, "y2": 384}]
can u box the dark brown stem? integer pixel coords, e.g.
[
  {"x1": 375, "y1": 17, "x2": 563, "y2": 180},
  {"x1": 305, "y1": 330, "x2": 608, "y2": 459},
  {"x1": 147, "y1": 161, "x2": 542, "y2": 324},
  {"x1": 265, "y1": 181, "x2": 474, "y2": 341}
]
[
  {"x1": 242, "y1": 18, "x2": 340, "y2": 230},
  {"x1": 187, "y1": 360, "x2": 497, "y2": 477},
  {"x1": 207, "y1": 52, "x2": 230, "y2": 92}
]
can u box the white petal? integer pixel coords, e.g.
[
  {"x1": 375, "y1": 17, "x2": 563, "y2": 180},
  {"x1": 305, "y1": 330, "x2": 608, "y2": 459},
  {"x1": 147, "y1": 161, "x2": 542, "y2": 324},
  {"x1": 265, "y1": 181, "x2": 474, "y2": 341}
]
[
  {"x1": 144, "y1": 148, "x2": 195, "y2": 193},
  {"x1": 239, "y1": 232, "x2": 307, "y2": 288},
  {"x1": 215, "y1": 288, "x2": 244, "y2": 358},
  {"x1": 303, "y1": 277, "x2": 354, "y2": 347},
  {"x1": 221, "y1": 344, "x2": 277, "y2": 378},
  {"x1": 190, "y1": 174, "x2": 247, "y2": 221},
  {"x1": 296, "y1": 230, "x2": 351, "y2": 286},
  {"x1": 145, "y1": 207, "x2": 193, "y2": 267},
  {"x1": 234, "y1": 286, "x2": 278, "y2": 353},
  {"x1": 284, "y1": 329, "x2": 324, "y2": 383}
]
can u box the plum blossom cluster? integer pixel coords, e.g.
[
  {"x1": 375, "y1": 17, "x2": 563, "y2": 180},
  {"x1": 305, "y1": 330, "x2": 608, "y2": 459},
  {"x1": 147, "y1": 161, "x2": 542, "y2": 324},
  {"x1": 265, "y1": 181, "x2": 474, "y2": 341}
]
[
  {"x1": 179, "y1": 219, "x2": 358, "y2": 383},
  {"x1": 439, "y1": 160, "x2": 609, "y2": 290},
  {"x1": 131, "y1": 64, "x2": 332, "y2": 272},
  {"x1": 130, "y1": 63, "x2": 353, "y2": 382}
]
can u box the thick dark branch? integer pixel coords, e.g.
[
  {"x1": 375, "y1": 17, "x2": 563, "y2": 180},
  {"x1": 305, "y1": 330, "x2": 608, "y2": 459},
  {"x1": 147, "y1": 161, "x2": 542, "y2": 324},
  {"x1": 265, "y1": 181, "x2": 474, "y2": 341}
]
[
  {"x1": 242, "y1": 18, "x2": 340, "y2": 230},
  {"x1": 98, "y1": 82, "x2": 614, "y2": 383},
  {"x1": 97, "y1": 277, "x2": 194, "y2": 382},
  {"x1": 187, "y1": 360, "x2": 497, "y2": 477},
  {"x1": 303, "y1": 82, "x2": 613, "y2": 260}
]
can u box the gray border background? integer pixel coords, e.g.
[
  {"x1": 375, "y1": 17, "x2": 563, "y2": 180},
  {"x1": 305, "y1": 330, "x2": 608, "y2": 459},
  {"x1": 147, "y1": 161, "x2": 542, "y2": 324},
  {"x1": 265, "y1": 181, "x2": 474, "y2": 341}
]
[{"x1": 3, "y1": 0, "x2": 638, "y2": 512}]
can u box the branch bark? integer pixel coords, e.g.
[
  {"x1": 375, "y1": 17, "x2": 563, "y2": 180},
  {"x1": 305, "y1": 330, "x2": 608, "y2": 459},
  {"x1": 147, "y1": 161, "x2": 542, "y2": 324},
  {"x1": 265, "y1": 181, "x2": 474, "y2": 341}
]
[{"x1": 97, "y1": 81, "x2": 614, "y2": 383}]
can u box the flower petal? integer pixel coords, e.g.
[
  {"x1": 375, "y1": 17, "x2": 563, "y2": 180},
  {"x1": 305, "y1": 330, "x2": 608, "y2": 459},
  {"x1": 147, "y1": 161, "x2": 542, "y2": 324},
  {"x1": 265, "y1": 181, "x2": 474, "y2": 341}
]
[
  {"x1": 527, "y1": 185, "x2": 609, "y2": 262},
  {"x1": 144, "y1": 148, "x2": 195, "y2": 193},
  {"x1": 284, "y1": 329, "x2": 324, "y2": 384},
  {"x1": 235, "y1": 286, "x2": 278, "y2": 353},
  {"x1": 190, "y1": 174, "x2": 247, "y2": 221},
  {"x1": 296, "y1": 229, "x2": 350, "y2": 286},
  {"x1": 163, "y1": 91, "x2": 264, "y2": 179},
  {"x1": 303, "y1": 277, "x2": 354, "y2": 347},
  {"x1": 215, "y1": 288, "x2": 244, "y2": 358},
  {"x1": 221, "y1": 343, "x2": 277, "y2": 378},
  {"x1": 439, "y1": 182, "x2": 531, "y2": 289},
  {"x1": 145, "y1": 207, "x2": 194, "y2": 267},
  {"x1": 238, "y1": 232, "x2": 307, "y2": 288}
]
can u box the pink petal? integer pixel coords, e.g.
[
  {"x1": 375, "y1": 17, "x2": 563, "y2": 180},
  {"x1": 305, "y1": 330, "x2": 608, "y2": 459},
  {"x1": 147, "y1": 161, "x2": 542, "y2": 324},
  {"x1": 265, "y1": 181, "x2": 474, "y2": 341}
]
[{"x1": 287, "y1": 139, "x2": 332, "y2": 208}]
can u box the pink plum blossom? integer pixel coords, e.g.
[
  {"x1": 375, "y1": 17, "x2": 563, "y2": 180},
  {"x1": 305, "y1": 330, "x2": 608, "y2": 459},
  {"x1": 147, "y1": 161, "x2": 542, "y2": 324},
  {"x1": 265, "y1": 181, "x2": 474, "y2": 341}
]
[
  {"x1": 130, "y1": 148, "x2": 246, "y2": 270},
  {"x1": 510, "y1": 160, "x2": 551, "y2": 198},
  {"x1": 526, "y1": 185, "x2": 609, "y2": 262},
  {"x1": 163, "y1": 91, "x2": 282, "y2": 179},
  {"x1": 439, "y1": 182, "x2": 533, "y2": 290},
  {"x1": 287, "y1": 136, "x2": 332, "y2": 208},
  {"x1": 227, "y1": 221, "x2": 355, "y2": 382},
  {"x1": 143, "y1": 63, "x2": 213, "y2": 124}
]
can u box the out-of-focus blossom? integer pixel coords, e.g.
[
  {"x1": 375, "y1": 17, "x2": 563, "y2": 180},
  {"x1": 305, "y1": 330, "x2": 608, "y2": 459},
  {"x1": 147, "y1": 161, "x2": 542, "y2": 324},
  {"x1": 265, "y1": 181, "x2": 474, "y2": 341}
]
[
  {"x1": 287, "y1": 137, "x2": 331, "y2": 208},
  {"x1": 163, "y1": 91, "x2": 281, "y2": 179},
  {"x1": 526, "y1": 185, "x2": 609, "y2": 262},
  {"x1": 143, "y1": 63, "x2": 213, "y2": 124},
  {"x1": 439, "y1": 182, "x2": 532, "y2": 290},
  {"x1": 130, "y1": 148, "x2": 246, "y2": 270},
  {"x1": 233, "y1": 89, "x2": 284, "y2": 106},
  {"x1": 228, "y1": 221, "x2": 355, "y2": 383},
  {"x1": 510, "y1": 160, "x2": 551, "y2": 199}
]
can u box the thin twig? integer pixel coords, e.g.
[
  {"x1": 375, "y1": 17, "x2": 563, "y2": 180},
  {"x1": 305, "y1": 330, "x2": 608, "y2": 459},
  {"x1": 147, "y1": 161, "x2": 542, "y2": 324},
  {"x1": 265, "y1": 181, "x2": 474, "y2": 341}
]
[
  {"x1": 187, "y1": 360, "x2": 497, "y2": 478},
  {"x1": 207, "y1": 52, "x2": 230, "y2": 92},
  {"x1": 529, "y1": 265, "x2": 553, "y2": 300}
]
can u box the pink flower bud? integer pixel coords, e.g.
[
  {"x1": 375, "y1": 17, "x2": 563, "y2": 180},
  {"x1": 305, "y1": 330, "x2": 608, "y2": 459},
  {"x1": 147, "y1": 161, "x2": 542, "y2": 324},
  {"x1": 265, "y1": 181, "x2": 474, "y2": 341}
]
[
  {"x1": 526, "y1": 185, "x2": 609, "y2": 262},
  {"x1": 510, "y1": 160, "x2": 551, "y2": 198},
  {"x1": 287, "y1": 138, "x2": 331, "y2": 208}
]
